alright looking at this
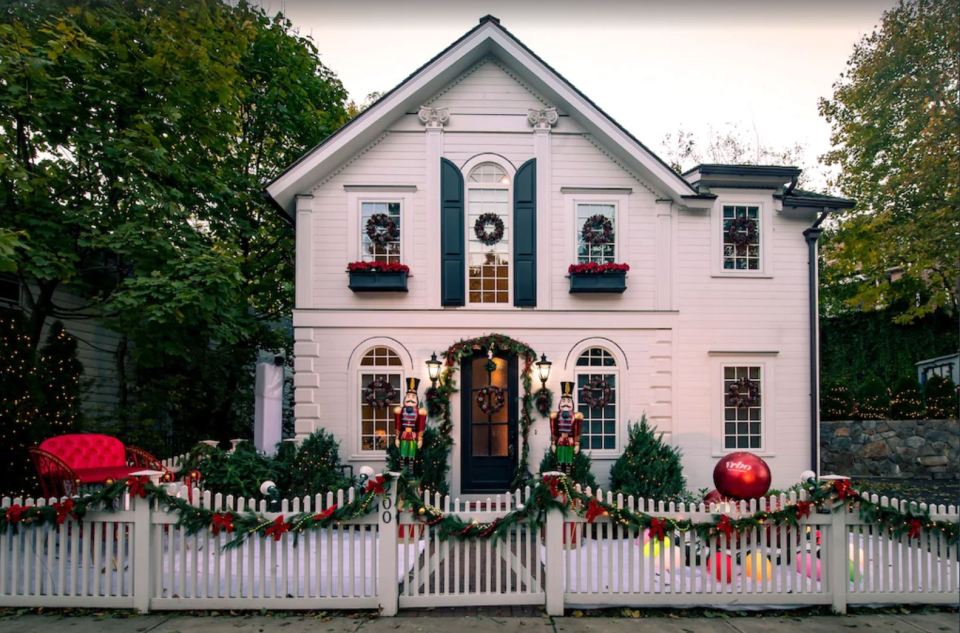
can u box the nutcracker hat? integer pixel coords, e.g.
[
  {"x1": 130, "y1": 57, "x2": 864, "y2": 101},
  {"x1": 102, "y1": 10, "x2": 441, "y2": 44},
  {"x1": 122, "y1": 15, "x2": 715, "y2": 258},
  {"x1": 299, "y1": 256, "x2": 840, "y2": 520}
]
[
  {"x1": 404, "y1": 377, "x2": 421, "y2": 394},
  {"x1": 560, "y1": 381, "x2": 575, "y2": 397}
]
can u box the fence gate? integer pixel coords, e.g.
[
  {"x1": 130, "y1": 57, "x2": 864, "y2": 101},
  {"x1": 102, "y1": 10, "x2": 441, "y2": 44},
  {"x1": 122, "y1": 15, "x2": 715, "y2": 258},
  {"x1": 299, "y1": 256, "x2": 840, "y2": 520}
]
[{"x1": 397, "y1": 487, "x2": 544, "y2": 608}]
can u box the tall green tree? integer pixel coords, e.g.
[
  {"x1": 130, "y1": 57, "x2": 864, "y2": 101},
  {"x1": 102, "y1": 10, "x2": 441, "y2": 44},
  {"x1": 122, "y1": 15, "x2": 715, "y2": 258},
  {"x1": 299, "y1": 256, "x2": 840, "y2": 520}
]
[
  {"x1": 818, "y1": 0, "x2": 959, "y2": 322},
  {"x1": 0, "y1": 1, "x2": 348, "y2": 442}
]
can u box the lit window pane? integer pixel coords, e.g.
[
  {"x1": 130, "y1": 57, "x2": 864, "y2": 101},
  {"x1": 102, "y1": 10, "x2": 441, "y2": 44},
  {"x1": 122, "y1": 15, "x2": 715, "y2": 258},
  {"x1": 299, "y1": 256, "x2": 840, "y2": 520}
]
[{"x1": 359, "y1": 347, "x2": 403, "y2": 452}]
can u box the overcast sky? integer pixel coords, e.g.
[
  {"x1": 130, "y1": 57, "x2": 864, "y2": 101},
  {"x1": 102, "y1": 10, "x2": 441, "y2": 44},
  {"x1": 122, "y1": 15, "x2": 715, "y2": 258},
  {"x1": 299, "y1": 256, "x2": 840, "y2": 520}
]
[{"x1": 264, "y1": 0, "x2": 896, "y2": 190}]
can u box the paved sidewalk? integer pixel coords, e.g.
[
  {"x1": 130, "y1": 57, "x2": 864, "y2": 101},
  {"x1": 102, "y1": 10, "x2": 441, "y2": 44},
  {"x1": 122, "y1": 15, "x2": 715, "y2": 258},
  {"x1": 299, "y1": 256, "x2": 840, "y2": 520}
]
[{"x1": 0, "y1": 611, "x2": 956, "y2": 633}]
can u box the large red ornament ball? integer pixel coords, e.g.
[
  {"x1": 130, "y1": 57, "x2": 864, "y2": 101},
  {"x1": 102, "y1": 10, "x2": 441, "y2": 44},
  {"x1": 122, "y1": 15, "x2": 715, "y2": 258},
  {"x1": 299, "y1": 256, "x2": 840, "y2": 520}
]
[{"x1": 713, "y1": 452, "x2": 771, "y2": 500}]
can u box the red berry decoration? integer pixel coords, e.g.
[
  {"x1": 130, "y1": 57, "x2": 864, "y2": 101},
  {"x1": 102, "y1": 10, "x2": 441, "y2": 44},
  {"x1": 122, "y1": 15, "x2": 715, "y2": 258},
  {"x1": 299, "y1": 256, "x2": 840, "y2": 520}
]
[{"x1": 713, "y1": 452, "x2": 771, "y2": 500}]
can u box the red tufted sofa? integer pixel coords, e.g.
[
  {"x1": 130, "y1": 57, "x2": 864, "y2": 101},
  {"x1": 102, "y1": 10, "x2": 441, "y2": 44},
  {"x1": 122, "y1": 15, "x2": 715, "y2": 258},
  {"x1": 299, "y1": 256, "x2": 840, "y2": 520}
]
[{"x1": 29, "y1": 433, "x2": 169, "y2": 499}]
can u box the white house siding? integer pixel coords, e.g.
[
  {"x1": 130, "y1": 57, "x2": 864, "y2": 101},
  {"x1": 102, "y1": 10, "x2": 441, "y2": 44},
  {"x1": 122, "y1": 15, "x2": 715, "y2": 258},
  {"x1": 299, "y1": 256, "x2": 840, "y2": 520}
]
[{"x1": 293, "y1": 57, "x2": 813, "y2": 492}]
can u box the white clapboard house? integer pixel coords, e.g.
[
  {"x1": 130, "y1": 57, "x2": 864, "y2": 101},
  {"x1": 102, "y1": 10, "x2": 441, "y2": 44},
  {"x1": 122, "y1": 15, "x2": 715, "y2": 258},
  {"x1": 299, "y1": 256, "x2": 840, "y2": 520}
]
[{"x1": 266, "y1": 16, "x2": 853, "y2": 495}]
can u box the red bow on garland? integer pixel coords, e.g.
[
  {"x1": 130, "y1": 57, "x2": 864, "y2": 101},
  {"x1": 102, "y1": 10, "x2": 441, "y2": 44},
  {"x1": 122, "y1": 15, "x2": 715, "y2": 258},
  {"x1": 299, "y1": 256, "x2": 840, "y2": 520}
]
[
  {"x1": 542, "y1": 475, "x2": 561, "y2": 499},
  {"x1": 126, "y1": 476, "x2": 149, "y2": 499},
  {"x1": 53, "y1": 499, "x2": 75, "y2": 525},
  {"x1": 210, "y1": 512, "x2": 235, "y2": 535},
  {"x1": 795, "y1": 501, "x2": 812, "y2": 519},
  {"x1": 716, "y1": 515, "x2": 735, "y2": 538},
  {"x1": 264, "y1": 515, "x2": 289, "y2": 541},
  {"x1": 647, "y1": 517, "x2": 666, "y2": 541},
  {"x1": 313, "y1": 505, "x2": 337, "y2": 522},
  {"x1": 585, "y1": 498, "x2": 606, "y2": 523},
  {"x1": 834, "y1": 479, "x2": 857, "y2": 501},
  {"x1": 365, "y1": 475, "x2": 386, "y2": 495},
  {"x1": 4, "y1": 504, "x2": 26, "y2": 525},
  {"x1": 908, "y1": 519, "x2": 923, "y2": 540}
]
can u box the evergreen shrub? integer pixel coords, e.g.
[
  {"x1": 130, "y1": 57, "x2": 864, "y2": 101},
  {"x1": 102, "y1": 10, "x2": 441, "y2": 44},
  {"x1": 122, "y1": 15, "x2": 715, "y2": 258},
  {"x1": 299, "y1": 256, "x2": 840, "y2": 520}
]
[
  {"x1": 609, "y1": 416, "x2": 685, "y2": 500},
  {"x1": 888, "y1": 378, "x2": 924, "y2": 419},
  {"x1": 852, "y1": 378, "x2": 889, "y2": 420},
  {"x1": 538, "y1": 446, "x2": 599, "y2": 490},
  {"x1": 924, "y1": 375, "x2": 959, "y2": 419},
  {"x1": 287, "y1": 429, "x2": 353, "y2": 497}
]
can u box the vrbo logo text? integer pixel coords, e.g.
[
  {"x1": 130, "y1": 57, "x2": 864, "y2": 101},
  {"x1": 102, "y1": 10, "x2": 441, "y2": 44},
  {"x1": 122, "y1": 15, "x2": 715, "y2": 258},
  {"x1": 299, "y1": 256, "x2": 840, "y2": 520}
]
[{"x1": 726, "y1": 461, "x2": 752, "y2": 472}]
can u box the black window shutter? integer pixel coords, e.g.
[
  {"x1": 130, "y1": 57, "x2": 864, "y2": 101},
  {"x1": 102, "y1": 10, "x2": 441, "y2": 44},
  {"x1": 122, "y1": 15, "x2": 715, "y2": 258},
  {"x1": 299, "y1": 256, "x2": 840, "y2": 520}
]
[
  {"x1": 513, "y1": 158, "x2": 537, "y2": 306},
  {"x1": 440, "y1": 158, "x2": 465, "y2": 306}
]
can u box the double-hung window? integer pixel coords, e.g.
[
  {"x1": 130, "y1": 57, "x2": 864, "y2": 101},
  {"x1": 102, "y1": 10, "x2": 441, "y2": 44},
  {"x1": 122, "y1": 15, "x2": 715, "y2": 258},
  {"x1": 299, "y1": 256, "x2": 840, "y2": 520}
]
[
  {"x1": 723, "y1": 365, "x2": 763, "y2": 449},
  {"x1": 576, "y1": 203, "x2": 617, "y2": 264},
  {"x1": 360, "y1": 201, "x2": 402, "y2": 263},
  {"x1": 722, "y1": 205, "x2": 760, "y2": 270}
]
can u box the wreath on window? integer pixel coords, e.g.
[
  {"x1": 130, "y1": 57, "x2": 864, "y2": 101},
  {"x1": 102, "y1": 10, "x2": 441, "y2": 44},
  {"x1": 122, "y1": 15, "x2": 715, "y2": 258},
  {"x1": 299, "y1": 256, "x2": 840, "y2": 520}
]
[
  {"x1": 476, "y1": 385, "x2": 506, "y2": 415},
  {"x1": 581, "y1": 214, "x2": 614, "y2": 246},
  {"x1": 363, "y1": 377, "x2": 397, "y2": 408},
  {"x1": 365, "y1": 213, "x2": 400, "y2": 248},
  {"x1": 579, "y1": 377, "x2": 612, "y2": 409},
  {"x1": 474, "y1": 213, "x2": 505, "y2": 246},
  {"x1": 726, "y1": 377, "x2": 759, "y2": 410},
  {"x1": 725, "y1": 217, "x2": 758, "y2": 247}
]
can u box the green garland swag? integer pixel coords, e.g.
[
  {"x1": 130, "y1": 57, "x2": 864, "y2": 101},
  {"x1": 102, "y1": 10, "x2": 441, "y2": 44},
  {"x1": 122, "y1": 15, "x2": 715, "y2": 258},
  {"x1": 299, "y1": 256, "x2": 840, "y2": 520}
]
[
  {"x1": 429, "y1": 334, "x2": 539, "y2": 491},
  {"x1": 0, "y1": 475, "x2": 956, "y2": 548},
  {"x1": 0, "y1": 473, "x2": 395, "y2": 550},
  {"x1": 396, "y1": 474, "x2": 960, "y2": 545}
]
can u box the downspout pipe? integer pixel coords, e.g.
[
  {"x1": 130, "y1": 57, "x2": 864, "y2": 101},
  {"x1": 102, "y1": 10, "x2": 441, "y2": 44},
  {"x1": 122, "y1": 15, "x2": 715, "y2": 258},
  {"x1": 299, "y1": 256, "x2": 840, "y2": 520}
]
[{"x1": 803, "y1": 208, "x2": 830, "y2": 475}]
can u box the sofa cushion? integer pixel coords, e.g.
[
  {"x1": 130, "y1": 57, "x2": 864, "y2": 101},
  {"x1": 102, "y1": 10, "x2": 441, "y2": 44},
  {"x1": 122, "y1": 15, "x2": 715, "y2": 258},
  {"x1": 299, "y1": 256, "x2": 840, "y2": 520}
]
[{"x1": 39, "y1": 433, "x2": 126, "y2": 470}]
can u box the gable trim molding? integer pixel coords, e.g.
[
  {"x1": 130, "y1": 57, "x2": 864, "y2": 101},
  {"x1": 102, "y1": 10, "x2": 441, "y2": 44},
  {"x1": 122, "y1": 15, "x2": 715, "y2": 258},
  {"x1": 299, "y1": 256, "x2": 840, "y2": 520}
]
[{"x1": 266, "y1": 17, "x2": 703, "y2": 217}]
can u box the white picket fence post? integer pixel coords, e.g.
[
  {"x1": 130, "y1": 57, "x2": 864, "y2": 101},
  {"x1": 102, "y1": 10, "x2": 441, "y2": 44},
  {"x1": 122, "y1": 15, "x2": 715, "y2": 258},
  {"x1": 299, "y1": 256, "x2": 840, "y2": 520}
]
[
  {"x1": 828, "y1": 500, "x2": 848, "y2": 614},
  {"x1": 132, "y1": 493, "x2": 153, "y2": 613},
  {"x1": 544, "y1": 505, "x2": 564, "y2": 615},
  {"x1": 377, "y1": 474, "x2": 400, "y2": 616}
]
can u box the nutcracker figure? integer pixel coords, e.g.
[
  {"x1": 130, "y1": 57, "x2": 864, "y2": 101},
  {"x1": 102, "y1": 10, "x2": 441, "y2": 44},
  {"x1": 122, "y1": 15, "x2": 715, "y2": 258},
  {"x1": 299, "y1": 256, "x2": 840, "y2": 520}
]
[
  {"x1": 394, "y1": 377, "x2": 427, "y2": 472},
  {"x1": 550, "y1": 381, "x2": 583, "y2": 476}
]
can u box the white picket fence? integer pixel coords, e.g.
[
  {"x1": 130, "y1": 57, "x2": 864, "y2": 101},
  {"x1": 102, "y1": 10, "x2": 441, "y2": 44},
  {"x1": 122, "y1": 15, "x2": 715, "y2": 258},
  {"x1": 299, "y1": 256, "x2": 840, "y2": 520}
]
[{"x1": 1, "y1": 481, "x2": 957, "y2": 614}]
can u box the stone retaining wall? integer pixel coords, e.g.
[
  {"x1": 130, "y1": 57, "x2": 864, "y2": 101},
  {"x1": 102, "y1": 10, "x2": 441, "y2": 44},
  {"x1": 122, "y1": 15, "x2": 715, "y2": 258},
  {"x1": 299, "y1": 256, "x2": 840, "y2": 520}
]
[{"x1": 820, "y1": 419, "x2": 959, "y2": 479}]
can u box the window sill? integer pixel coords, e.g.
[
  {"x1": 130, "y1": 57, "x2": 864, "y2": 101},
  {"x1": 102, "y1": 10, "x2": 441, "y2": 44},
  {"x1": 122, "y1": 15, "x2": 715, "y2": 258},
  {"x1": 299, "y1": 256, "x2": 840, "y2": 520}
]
[
  {"x1": 711, "y1": 272, "x2": 773, "y2": 279},
  {"x1": 581, "y1": 449, "x2": 621, "y2": 460},
  {"x1": 711, "y1": 449, "x2": 776, "y2": 458},
  {"x1": 348, "y1": 452, "x2": 391, "y2": 461}
]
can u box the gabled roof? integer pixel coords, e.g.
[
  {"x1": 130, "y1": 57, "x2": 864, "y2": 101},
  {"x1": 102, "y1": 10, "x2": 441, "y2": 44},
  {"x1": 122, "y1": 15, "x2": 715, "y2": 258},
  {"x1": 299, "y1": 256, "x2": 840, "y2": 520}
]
[{"x1": 265, "y1": 15, "x2": 703, "y2": 218}]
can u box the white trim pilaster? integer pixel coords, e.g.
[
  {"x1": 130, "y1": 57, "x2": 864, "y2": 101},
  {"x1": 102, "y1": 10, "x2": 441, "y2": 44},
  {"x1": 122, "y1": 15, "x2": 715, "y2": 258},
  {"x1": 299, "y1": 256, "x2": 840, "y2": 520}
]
[
  {"x1": 530, "y1": 108, "x2": 555, "y2": 308},
  {"x1": 294, "y1": 195, "x2": 314, "y2": 310},
  {"x1": 421, "y1": 108, "x2": 445, "y2": 307}
]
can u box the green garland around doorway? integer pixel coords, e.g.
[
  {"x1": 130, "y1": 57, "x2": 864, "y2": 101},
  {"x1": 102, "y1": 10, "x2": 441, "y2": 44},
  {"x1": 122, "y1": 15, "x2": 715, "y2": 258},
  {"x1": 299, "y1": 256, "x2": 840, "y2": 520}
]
[{"x1": 423, "y1": 334, "x2": 540, "y2": 492}]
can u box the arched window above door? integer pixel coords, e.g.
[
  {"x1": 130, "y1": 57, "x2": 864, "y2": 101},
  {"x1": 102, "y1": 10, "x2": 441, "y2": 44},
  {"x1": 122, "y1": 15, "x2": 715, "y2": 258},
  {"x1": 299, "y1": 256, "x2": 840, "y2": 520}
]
[{"x1": 466, "y1": 161, "x2": 512, "y2": 305}]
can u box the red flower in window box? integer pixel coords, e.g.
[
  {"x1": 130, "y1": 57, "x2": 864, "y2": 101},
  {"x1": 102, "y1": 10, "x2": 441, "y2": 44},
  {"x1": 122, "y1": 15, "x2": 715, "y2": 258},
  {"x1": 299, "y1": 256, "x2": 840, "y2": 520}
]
[
  {"x1": 346, "y1": 261, "x2": 410, "y2": 274},
  {"x1": 567, "y1": 262, "x2": 630, "y2": 275}
]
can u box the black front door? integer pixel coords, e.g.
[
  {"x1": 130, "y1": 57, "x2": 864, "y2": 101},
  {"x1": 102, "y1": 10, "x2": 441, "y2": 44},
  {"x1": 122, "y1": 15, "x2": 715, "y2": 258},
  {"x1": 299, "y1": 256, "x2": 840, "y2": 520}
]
[{"x1": 461, "y1": 351, "x2": 518, "y2": 493}]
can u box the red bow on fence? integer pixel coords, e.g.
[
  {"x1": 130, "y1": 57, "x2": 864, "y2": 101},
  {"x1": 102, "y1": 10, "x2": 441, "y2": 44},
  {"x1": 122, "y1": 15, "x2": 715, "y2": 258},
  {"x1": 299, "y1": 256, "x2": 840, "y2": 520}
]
[
  {"x1": 4, "y1": 504, "x2": 26, "y2": 525},
  {"x1": 365, "y1": 475, "x2": 386, "y2": 495},
  {"x1": 53, "y1": 499, "x2": 75, "y2": 525},
  {"x1": 313, "y1": 505, "x2": 337, "y2": 522},
  {"x1": 542, "y1": 475, "x2": 561, "y2": 499},
  {"x1": 795, "y1": 500, "x2": 812, "y2": 519},
  {"x1": 908, "y1": 519, "x2": 923, "y2": 540},
  {"x1": 834, "y1": 479, "x2": 857, "y2": 501},
  {"x1": 211, "y1": 512, "x2": 235, "y2": 535},
  {"x1": 264, "y1": 516, "x2": 289, "y2": 541},
  {"x1": 126, "y1": 476, "x2": 149, "y2": 499},
  {"x1": 585, "y1": 498, "x2": 606, "y2": 523},
  {"x1": 647, "y1": 517, "x2": 666, "y2": 541},
  {"x1": 716, "y1": 515, "x2": 735, "y2": 538}
]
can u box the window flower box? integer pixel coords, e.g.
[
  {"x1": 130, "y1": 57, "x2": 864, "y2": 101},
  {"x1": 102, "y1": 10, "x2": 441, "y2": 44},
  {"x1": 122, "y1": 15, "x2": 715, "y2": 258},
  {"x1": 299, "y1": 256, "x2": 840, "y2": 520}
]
[
  {"x1": 347, "y1": 262, "x2": 410, "y2": 292},
  {"x1": 567, "y1": 263, "x2": 629, "y2": 294}
]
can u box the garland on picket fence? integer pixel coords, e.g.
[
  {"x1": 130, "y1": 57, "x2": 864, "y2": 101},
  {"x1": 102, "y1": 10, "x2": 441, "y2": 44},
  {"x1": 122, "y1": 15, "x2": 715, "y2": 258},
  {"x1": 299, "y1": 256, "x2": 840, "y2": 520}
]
[{"x1": 0, "y1": 474, "x2": 956, "y2": 549}]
